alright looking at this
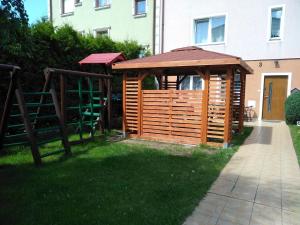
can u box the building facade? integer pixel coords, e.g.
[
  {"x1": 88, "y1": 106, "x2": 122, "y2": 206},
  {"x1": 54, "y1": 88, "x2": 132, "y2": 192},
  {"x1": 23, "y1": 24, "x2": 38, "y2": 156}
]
[
  {"x1": 158, "y1": 0, "x2": 300, "y2": 120},
  {"x1": 48, "y1": 0, "x2": 155, "y2": 51},
  {"x1": 49, "y1": 0, "x2": 300, "y2": 121}
]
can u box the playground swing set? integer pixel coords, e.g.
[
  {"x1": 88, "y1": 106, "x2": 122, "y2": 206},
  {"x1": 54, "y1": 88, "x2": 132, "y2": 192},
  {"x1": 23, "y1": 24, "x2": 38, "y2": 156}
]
[{"x1": 0, "y1": 53, "x2": 125, "y2": 165}]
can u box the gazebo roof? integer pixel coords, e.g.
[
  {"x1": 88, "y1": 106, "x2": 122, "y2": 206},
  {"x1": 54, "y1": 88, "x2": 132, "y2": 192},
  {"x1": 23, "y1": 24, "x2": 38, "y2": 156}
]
[
  {"x1": 112, "y1": 46, "x2": 253, "y2": 74},
  {"x1": 79, "y1": 53, "x2": 125, "y2": 65}
]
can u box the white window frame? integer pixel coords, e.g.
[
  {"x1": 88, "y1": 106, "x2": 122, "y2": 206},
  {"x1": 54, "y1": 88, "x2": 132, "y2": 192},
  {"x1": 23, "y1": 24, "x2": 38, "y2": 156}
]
[
  {"x1": 95, "y1": 0, "x2": 111, "y2": 10},
  {"x1": 180, "y1": 75, "x2": 205, "y2": 90},
  {"x1": 94, "y1": 27, "x2": 111, "y2": 37},
  {"x1": 132, "y1": 0, "x2": 147, "y2": 17},
  {"x1": 75, "y1": 0, "x2": 82, "y2": 7},
  {"x1": 193, "y1": 13, "x2": 227, "y2": 46},
  {"x1": 61, "y1": 0, "x2": 74, "y2": 16},
  {"x1": 258, "y1": 72, "x2": 292, "y2": 120},
  {"x1": 267, "y1": 5, "x2": 285, "y2": 42}
]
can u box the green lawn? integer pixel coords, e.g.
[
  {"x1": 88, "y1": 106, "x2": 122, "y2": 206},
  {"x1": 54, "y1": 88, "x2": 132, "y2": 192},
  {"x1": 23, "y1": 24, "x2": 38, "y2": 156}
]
[
  {"x1": 289, "y1": 125, "x2": 300, "y2": 165},
  {"x1": 0, "y1": 128, "x2": 252, "y2": 225}
]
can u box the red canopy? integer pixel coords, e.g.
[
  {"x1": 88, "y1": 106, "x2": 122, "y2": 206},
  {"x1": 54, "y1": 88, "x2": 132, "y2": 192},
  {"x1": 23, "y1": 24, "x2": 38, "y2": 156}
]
[{"x1": 79, "y1": 53, "x2": 125, "y2": 65}]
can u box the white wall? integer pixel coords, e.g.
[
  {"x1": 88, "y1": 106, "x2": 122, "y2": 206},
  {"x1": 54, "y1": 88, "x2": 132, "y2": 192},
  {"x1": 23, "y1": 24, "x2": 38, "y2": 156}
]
[{"x1": 163, "y1": 0, "x2": 300, "y2": 60}]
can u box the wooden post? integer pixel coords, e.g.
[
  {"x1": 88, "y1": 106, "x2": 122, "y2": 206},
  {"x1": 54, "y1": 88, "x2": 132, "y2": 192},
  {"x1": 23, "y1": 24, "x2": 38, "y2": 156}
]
[
  {"x1": 158, "y1": 75, "x2": 163, "y2": 90},
  {"x1": 50, "y1": 80, "x2": 71, "y2": 155},
  {"x1": 201, "y1": 69, "x2": 209, "y2": 144},
  {"x1": 34, "y1": 70, "x2": 51, "y2": 128},
  {"x1": 15, "y1": 80, "x2": 42, "y2": 166},
  {"x1": 224, "y1": 67, "x2": 233, "y2": 147},
  {"x1": 122, "y1": 73, "x2": 127, "y2": 137},
  {"x1": 164, "y1": 75, "x2": 168, "y2": 90},
  {"x1": 0, "y1": 70, "x2": 18, "y2": 150},
  {"x1": 137, "y1": 73, "x2": 142, "y2": 136},
  {"x1": 238, "y1": 72, "x2": 246, "y2": 132},
  {"x1": 107, "y1": 77, "x2": 112, "y2": 131},
  {"x1": 60, "y1": 75, "x2": 66, "y2": 129},
  {"x1": 98, "y1": 78, "x2": 104, "y2": 134}
]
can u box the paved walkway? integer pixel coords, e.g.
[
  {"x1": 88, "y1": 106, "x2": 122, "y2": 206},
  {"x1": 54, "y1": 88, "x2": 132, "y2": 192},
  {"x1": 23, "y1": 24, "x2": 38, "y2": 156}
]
[{"x1": 183, "y1": 121, "x2": 300, "y2": 225}]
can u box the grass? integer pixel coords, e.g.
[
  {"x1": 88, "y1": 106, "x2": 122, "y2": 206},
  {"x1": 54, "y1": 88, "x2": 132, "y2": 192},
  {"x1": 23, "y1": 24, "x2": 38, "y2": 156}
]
[
  {"x1": 0, "y1": 127, "x2": 252, "y2": 225},
  {"x1": 289, "y1": 125, "x2": 300, "y2": 165}
]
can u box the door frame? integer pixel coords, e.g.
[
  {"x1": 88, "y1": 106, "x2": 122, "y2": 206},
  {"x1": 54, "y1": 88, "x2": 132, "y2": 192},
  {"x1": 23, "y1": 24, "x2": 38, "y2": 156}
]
[{"x1": 259, "y1": 72, "x2": 292, "y2": 120}]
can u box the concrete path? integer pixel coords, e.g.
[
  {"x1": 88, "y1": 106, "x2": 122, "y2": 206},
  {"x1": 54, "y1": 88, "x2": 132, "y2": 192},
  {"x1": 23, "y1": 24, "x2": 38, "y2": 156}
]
[{"x1": 183, "y1": 121, "x2": 300, "y2": 225}]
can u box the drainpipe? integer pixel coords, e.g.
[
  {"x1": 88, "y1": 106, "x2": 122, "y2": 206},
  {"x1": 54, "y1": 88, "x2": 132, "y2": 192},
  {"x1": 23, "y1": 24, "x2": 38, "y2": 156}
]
[
  {"x1": 152, "y1": 0, "x2": 156, "y2": 54},
  {"x1": 48, "y1": 0, "x2": 53, "y2": 23},
  {"x1": 161, "y1": 0, "x2": 165, "y2": 53}
]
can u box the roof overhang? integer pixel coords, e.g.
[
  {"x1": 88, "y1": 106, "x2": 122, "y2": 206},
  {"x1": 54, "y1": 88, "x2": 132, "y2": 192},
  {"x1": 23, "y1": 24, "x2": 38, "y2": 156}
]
[{"x1": 112, "y1": 58, "x2": 253, "y2": 74}]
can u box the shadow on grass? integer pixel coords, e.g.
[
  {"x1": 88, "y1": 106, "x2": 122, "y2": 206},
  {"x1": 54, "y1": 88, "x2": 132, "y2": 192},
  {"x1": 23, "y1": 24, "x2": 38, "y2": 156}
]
[
  {"x1": 0, "y1": 127, "x2": 253, "y2": 225},
  {"x1": 0, "y1": 147, "x2": 227, "y2": 225}
]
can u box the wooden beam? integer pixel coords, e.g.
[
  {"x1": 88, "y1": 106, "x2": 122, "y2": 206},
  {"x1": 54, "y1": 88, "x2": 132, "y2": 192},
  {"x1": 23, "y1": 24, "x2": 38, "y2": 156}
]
[
  {"x1": 45, "y1": 68, "x2": 112, "y2": 79},
  {"x1": 107, "y1": 77, "x2": 112, "y2": 131},
  {"x1": 113, "y1": 58, "x2": 243, "y2": 70},
  {"x1": 201, "y1": 69, "x2": 209, "y2": 144},
  {"x1": 0, "y1": 70, "x2": 18, "y2": 150},
  {"x1": 137, "y1": 73, "x2": 142, "y2": 136},
  {"x1": 122, "y1": 73, "x2": 127, "y2": 136},
  {"x1": 98, "y1": 78, "x2": 104, "y2": 134},
  {"x1": 15, "y1": 80, "x2": 42, "y2": 166},
  {"x1": 224, "y1": 67, "x2": 233, "y2": 146},
  {"x1": 60, "y1": 75, "x2": 66, "y2": 130},
  {"x1": 49, "y1": 79, "x2": 71, "y2": 155}
]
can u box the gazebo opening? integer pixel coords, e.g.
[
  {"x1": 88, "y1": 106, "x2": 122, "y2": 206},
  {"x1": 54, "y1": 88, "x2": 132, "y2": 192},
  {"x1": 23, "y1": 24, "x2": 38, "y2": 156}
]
[{"x1": 112, "y1": 46, "x2": 253, "y2": 147}]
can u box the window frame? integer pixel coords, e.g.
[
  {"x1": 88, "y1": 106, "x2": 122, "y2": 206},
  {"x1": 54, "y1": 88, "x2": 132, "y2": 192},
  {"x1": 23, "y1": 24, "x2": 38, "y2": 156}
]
[
  {"x1": 133, "y1": 0, "x2": 147, "y2": 16},
  {"x1": 179, "y1": 75, "x2": 204, "y2": 91},
  {"x1": 193, "y1": 13, "x2": 227, "y2": 46},
  {"x1": 61, "y1": 0, "x2": 74, "y2": 16},
  {"x1": 267, "y1": 5, "x2": 285, "y2": 42},
  {"x1": 94, "y1": 27, "x2": 111, "y2": 38},
  {"x1": 95, "y1": 0, "x2": 111, "y2": 9}
]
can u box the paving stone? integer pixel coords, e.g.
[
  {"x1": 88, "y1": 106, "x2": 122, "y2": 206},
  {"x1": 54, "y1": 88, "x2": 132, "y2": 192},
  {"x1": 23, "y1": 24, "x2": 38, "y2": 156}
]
[
  {"x1": 282, "y1": 210, "x2": 300, "y2": 225},
  {"x1": 182, "y1": 122, "x2": 300, "y2": 225},
  {"x1": 218, "y1": 198, "x2": 253, "y2": 225},
  {"x1": 250, "y1": 204, "x2": 282, "y2": 225}
]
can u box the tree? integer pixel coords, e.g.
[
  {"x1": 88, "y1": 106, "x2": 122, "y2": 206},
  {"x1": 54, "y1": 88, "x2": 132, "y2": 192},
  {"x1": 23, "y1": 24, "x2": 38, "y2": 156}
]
[{"x1": 0, "y1": 0, "x2": 29, "y2": 63}]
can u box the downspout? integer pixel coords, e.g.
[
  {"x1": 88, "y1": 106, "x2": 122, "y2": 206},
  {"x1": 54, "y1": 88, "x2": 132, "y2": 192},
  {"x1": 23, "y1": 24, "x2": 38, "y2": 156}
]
[
  {"x1": 152, "y1": 0, "x2": 156, "y2": 54},
  {"x1": 161, "y1": 0, "x2": 165, "y2": 53},
  {"x1": 49, "y1": 0, "x2": 53, "y2": 23}
]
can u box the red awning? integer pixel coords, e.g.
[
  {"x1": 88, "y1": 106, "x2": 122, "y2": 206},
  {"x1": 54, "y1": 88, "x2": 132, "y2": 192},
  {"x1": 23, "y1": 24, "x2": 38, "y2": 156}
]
[{"x1": 79, "y1": 53, "x2": 126, "y2": 65}]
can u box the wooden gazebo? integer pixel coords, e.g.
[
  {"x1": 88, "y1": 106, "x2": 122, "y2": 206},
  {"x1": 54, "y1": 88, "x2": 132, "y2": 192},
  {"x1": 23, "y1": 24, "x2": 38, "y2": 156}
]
[{"x1": 112, "y1": 47, "x2": 253, "y2": 147}]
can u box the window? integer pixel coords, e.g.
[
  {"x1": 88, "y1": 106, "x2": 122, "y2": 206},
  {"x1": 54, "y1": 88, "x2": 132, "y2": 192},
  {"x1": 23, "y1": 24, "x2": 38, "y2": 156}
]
[
  {"x1": 270, "y1": 6, "x2": 284, "y2": 40},
  {"x1": 95, "y1": 28, "x2": 110, "y2": 37},
  {"x1": 75, "y1": 0, "x2": 82, "y2": 6},
  {"x1": 195, "y1": 16, "x2": 226, "y2": 44},
  {"x1": 61, "y1": 0, "x2": 74, "y2": 14},
  {"x1": 134, "y1": 0, "x2": 146, "y2": 15},
  {"x1": 78, "y1": 30, "x2": 85, "y2": 36},
  {"x1": 180, "y1": 76, "x2": 203, "y2": 90},
  {"x1": 95, "y1": 0, "x2": 110, "y2": 8}
]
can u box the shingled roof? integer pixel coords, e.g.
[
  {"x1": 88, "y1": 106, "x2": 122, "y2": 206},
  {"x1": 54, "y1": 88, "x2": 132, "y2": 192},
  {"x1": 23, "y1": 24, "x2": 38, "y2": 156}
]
[
  {"x1": 79, "y1": 53, "x2": 125, "y2": 65},
  {"x1": 112, "y1": 46, "x2": 253, "y2": 74}
]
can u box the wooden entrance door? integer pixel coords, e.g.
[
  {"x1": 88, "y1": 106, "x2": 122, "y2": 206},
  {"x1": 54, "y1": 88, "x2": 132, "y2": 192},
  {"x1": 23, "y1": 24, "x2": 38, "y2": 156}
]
[{"x1": 262, "y1": 76, "x2": 288, "y2": 120}]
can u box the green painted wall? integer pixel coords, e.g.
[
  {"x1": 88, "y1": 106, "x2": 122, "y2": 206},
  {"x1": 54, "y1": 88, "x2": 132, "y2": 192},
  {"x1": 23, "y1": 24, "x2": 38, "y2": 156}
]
[{"x1": 51, "y1": 0, "x2": 154, "y2": 50}]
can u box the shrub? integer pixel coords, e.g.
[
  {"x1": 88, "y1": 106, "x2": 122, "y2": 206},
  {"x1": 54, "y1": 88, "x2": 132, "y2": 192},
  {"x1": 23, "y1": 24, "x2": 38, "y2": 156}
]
[{"x1": 285, "y1": 92, "x2": 300, "y2": 124}]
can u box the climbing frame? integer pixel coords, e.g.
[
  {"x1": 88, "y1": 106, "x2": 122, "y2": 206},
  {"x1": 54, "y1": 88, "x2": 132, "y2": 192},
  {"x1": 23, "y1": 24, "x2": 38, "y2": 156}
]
[{"x1": 0, "y1": 64, "x2": 71, "y2": 165}]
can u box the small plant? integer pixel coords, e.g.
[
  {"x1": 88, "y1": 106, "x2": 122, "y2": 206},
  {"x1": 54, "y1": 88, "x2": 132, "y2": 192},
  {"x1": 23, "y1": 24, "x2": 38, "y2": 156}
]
[{"x1": 285, "y1": 92, "x2": 300, "y2": 124}]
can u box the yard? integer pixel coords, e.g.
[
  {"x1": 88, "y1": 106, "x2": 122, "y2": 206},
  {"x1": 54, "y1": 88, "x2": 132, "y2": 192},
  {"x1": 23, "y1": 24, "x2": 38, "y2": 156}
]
[
  {"x1": 289, "y1": 125, "x2": 300, "y2": 165},
  {"x1": 0, "y1": 128, "x2": 252, "y2": 225}
]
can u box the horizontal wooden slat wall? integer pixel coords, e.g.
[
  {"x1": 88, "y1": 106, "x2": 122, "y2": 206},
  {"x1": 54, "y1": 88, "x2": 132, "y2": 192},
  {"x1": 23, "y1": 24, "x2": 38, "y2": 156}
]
[
  {"x1": 141, "y1": 90, "x2": 202, "y2": 145},
  {"x1": 207, "y1": 75, "x2": 227, "y2": 143},
  {"x1": 123, "y1": 75, "x2": 139, "y2": 134},
  {"x1": 232, "y1": 73, "x2": 242, "y2": 131}
]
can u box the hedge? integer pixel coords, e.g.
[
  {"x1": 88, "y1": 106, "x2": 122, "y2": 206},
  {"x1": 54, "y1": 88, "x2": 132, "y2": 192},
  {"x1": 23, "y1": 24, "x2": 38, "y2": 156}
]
[{"x1": 285, "y1": 92, "x2": 300, "y2": 124}]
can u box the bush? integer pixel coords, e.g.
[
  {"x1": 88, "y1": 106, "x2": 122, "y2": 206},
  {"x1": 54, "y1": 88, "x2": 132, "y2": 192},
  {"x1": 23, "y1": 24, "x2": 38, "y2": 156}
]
[{"x1": 285, "y1": 92, "x2": 300, "y2": 124}]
